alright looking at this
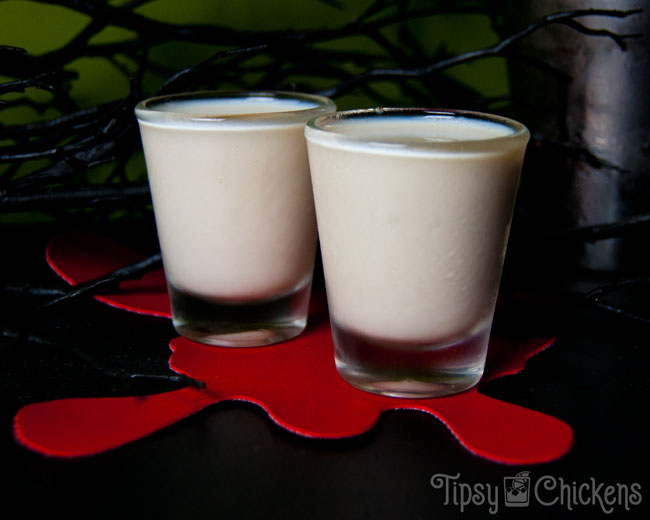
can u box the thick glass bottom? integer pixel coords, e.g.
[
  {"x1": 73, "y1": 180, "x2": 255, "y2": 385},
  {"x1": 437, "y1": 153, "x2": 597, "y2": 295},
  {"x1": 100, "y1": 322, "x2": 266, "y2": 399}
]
[
  {"x1": 169, "y1": 279, "x2": 312, "y2": 347},
  {"x1": 331, "y1": 318, "x2": 490, "y2": 398}
]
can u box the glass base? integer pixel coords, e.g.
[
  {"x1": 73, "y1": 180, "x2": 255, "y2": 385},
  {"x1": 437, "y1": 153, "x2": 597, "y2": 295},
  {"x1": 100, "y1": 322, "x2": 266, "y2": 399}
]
[
  {"x1": 331, "y1": 319, "x2": 490, "y2": 398},
  {"x1": 169, "y1": 280, "x2": 312, "y2": 347}
]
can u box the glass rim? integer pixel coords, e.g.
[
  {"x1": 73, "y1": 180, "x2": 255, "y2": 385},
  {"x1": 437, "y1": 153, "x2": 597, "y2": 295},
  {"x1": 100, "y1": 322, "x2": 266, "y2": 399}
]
[
  {"x1": 305, "y1": 108, "x2": 530, "y2": 154},
  {"x1": 135, "y1": 90, "x2": 336, "y2": 125}
]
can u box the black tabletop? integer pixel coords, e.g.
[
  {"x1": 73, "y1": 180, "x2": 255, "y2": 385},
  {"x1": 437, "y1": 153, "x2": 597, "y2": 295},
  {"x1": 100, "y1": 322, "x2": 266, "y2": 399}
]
[{"x1": 1, "y1": 222, "x2": 648, "y2": 519}]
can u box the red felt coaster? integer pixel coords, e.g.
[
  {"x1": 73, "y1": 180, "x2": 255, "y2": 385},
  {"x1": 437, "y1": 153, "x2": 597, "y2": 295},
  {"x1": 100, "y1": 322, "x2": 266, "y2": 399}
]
[{"x1": 14, "y1": 232, "x2": 573, "y2": 464}]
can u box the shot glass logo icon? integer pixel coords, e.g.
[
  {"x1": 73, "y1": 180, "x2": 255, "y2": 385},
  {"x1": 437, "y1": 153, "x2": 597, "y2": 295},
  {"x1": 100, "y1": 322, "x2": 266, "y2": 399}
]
[{"x1": 504, "y1": 471, "x2": 531, "y2": 507}]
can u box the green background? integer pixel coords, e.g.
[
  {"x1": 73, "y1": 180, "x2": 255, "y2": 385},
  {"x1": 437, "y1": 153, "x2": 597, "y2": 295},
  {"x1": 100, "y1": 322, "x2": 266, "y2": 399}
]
[{"x1": 0, "y1": 0, "x2": 508, "y2": 114}]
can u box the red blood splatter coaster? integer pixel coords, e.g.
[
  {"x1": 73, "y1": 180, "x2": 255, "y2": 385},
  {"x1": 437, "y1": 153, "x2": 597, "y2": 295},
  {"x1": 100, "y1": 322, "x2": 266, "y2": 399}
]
[{"x1": 14, "y1": 232, "x2": 573, "y2": 464}]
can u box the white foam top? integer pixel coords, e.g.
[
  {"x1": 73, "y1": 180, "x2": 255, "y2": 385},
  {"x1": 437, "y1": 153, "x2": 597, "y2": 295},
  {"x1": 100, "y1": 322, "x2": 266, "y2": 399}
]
[
  {"x1": 335, "y1": 116, "x2": 510, "y2": 139},
  {"x1": 306, "y1": 113, "x2": 527, "y2": 156},
  {"x1": 136, "y1": 93, "x2": 335, "y2": 129},
  {"x1": 153, "y1": 97, "x2": 320, "y2": 116}
]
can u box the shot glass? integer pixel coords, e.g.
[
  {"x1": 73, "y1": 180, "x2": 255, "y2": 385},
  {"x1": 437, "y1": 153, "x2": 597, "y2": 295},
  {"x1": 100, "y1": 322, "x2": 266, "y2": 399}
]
[
  {"x1": 305, "y1": 108, "x2": 529, "y2": 397},
  {"x1": 135, "y1": 90, "x2": 335, "y2": 346}
]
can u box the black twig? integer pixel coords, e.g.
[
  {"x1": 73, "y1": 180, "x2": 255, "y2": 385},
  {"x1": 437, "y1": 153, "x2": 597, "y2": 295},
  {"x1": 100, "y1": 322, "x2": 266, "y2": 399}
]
[
  {"x1": 1, "y1": 283, "x2": 66, "y2": 297},
  {"x1": 0, "y1": 327, "x2": 205, "y2": 389},
  {"x1": 584, "y1": 277, "x2": 650, "y2": 324},
  {"x1": 0, "y1": 104, "x2": 104, "y2": 140},
  {"x1": 558, "y1": 19, "x2": 641, "y2": 51},
  {"x1": 586, "y1": 277, "x2": 650, "y2": 300},
  {"x1": 530, "y1": 134, "x2": 631, "y2": 174},
  {"x1": 39, "y1": 252, "x2": 162, "y2": 309},
  {"x1": 0, "y1": 71, "x2": 75, "y2": 95},
  {"x1": 156, "y1": 44, "x2": 270, "y2": 95},
  {"x1": 0, "y1": 183, "x2": 151, "y2": 212},
  {"x1": 550, "y1": 213, "x2": 650, "y2": 243}
]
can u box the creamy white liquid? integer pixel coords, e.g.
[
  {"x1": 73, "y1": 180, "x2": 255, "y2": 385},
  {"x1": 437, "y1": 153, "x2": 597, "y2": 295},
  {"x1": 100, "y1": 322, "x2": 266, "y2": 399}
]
[
  {"x1": 153, "y1": 97, "x2": 318, "y2": 117},
  {"x1": 138, "y1": 97, "x2": 331, "y2": 301},
  {"x1": 314, "y1": 116, "x2": 512, "y2": 146},
  {"x1": 306, "y1": 116, "x2": 527, "y2": 342}
]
